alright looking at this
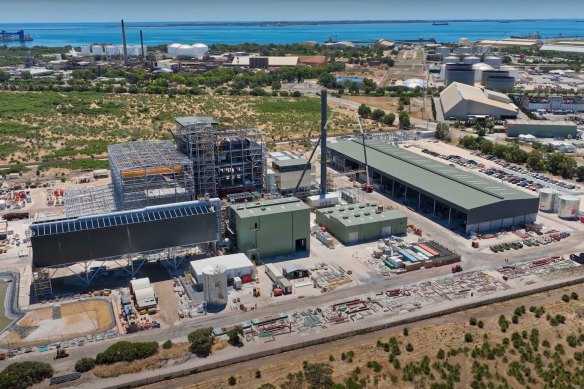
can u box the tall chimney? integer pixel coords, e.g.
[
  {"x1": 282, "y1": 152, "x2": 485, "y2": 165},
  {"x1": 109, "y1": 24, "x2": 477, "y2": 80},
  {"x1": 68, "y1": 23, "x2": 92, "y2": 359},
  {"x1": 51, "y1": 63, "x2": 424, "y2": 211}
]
[
  {"x1": 320, "y1": 88, "x2": 328, "y2": 197},
  {"x1": 140, "y1": 29, "x2": 145, "y2": 62},
  {"x1": 121, "y1": 19, "x2": 128, "y2": 65}
]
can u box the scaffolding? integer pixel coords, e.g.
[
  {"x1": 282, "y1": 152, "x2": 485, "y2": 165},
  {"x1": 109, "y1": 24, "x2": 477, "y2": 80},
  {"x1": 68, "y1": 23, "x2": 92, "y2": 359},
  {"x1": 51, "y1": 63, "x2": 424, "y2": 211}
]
[
  {"x1": 63, "y1": 184, "x2": 117, "y2": 218},
  {"x1": 108, "y1": 140, "x2": 195, "y2": 210},
  {"x1": 172, "y1": 117, "x2": 266, "y2": 199}
]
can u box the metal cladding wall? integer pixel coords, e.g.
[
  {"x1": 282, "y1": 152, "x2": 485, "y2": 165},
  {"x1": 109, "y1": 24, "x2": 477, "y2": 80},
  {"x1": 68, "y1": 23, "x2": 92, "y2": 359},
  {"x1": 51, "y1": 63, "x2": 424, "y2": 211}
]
[{"x1": 31, "y1": 203, "x2": 219, "y2": 268}]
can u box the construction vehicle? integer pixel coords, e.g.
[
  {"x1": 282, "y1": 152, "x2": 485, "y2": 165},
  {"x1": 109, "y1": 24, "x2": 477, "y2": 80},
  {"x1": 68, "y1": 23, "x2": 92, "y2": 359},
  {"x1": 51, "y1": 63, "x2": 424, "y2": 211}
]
[
  {"x1": 451, "y1": 265, "x2": 463, "y2": 273},
  {"x1": 54, "y1": 348, "x2": 69, "y2": 359},
  {"x1": 361, "y1": 183, "x2": 373, "y2": 193},
  {"x1": 253, "y1": 287, "x2": 261, "y2": 297}
]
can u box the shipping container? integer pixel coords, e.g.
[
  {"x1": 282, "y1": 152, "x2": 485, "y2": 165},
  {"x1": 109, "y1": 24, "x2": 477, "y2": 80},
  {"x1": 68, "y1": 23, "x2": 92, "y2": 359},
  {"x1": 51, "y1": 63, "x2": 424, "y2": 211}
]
[
  {"x1": 412, "y1": 245, "x2": 435, "y2": 258},
  {"x1": 417, "y1": 243, "x2": 440, "y2": 257}
]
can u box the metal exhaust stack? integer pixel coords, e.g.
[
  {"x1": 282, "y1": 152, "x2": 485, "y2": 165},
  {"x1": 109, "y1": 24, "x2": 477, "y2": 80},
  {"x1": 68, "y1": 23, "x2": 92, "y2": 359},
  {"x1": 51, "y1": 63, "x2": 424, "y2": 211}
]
[
  {"x1": 140, "y1": 29, "x2": 145, "y2": 62},
  {"x1": 320, "y1": 88, "x2": 327, "y2": 198},
  {"x1": 121, "y1": 19, "x2": 128, "y2": 65}
]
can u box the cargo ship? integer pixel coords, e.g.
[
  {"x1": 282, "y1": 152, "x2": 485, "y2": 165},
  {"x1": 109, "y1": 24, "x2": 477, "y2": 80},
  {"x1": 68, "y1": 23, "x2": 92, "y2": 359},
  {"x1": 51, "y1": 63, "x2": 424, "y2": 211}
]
[
  {"x1": 0, "y1": 30, "x2": 33, "y2": 43},
  {"x1": 510, "y1": 32, "x2": 541, "y2": 39},
  {"x1": 432, "y1": 22, "x2": 449, "y2": 26}
]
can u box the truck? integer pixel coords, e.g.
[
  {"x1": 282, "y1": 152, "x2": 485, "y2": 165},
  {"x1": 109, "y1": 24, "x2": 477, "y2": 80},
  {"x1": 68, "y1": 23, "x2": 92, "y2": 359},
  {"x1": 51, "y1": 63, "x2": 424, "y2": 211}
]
[{"x1": 265, "y1": 264, "x2": 293, "y2": 294}]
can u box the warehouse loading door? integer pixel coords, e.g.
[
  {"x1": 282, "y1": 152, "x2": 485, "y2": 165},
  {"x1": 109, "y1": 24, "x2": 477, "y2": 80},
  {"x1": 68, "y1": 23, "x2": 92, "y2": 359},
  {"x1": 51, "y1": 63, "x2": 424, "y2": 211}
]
[
  {"x1": 382, "y1": 226, "x2": 392, "y2": 237},
  {"x1": 348, "y1": 232, "x2": 359, "y2": 244}
]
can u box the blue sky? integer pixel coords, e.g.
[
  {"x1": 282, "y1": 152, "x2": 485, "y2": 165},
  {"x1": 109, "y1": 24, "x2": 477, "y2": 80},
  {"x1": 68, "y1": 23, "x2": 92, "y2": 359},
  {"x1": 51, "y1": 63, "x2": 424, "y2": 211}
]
[{"x1": 1, "y1": 0, "x2": 583, "y2": 23}]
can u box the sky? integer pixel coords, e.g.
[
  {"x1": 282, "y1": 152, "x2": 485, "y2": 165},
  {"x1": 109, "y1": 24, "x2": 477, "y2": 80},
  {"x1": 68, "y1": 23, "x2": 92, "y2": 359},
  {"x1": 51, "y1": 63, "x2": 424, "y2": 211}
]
[{"x1": 1, "y1": 0, "x2": 583, "y2": 23}]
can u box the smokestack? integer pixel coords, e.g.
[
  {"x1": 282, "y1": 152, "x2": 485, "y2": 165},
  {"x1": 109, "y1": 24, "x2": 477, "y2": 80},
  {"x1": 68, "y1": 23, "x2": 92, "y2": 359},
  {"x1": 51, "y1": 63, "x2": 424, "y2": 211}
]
[
  {"x1": 121, "y1": 19, "x2": 128, "y2": 65},
  {"x1": 320, "y1": 88, "x2": 328, "y2": 198},
  {"x1": 140, "y1": 30, "x2": 145, "y2": 62}
]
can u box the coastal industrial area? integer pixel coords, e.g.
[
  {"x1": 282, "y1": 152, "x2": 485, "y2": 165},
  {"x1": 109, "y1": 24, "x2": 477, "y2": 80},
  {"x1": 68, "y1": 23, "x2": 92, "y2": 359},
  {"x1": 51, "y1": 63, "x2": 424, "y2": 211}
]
[{"x1": 1, "y1": 18, "x2": 584, "y2": 389}]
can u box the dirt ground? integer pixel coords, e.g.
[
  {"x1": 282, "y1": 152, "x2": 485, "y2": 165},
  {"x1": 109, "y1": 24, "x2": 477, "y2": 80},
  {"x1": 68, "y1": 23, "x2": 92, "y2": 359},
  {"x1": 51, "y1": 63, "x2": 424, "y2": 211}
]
[
  {"x1": 346, "y1": 95, "x2": 433, "y2": 120},
  {"x1": 176, "y1": 285, "x2": 584, "y2": 389},
  {"x1": 0, "y1": 299, "x2": 114, "y2": 346}
]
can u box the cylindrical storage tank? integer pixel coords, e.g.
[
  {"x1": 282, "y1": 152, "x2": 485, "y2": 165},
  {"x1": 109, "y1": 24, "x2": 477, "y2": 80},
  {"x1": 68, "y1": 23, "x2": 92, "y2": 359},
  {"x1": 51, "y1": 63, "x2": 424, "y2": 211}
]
[
  {"x1": 192, "y1": 43, "x2": 209, "y2": 58},
  {"x1": 476, "y1": 45, "x2": 492, "y2": 54},
  {"x1": 444, "y1": 63, "x2": 475, "y2": 86},
  {"x1": 127, "y1": 46, "x2": 140, "y2": 56},
  {"x1": 485, "y1": 56, "x2": 503, "y2": 69},
  {"x1": 81, "y1": 45, "x2": 91, "y2": 56},
  {"x1": 538, "y1": 188, "x2": 558, "y2": 212},
  {"x1": 500, "y1": 65, "x2": 519, "y2": 80},
  {"x1": 458, "y1": 46, "x2": 472, "y2": 55},
  {"x1": 484, "y1": 76, "x2": 515, "y2": 92},
  {"x1": 463, "y1": 56, "x2": 480, "y2": 65},
  {"x1": 459, "y1": 38, "x2": 469, "y2": 45},
  {"x1": 557, "y1": 195, "x2": 580, "y2": 219},
  {"x1": 105, "y1": 45, "x2": 119, "y2": 55},
  {"x1": 436, "y1": 46, "x2": 451, "y2": 56},
  {"x1": 443, "y1": 55, "x2": 459, "y2": 64},
  {"x1": 167, "y1": 43, "x2": 181, "y2": 57},
  {"x1": 473, "y1": 63, "x2": 495, "y2": 82},
  {"x1": 266, "y1": 169, "x2": 276, "y2": 193},
  {"x1": 202, "y1": 265, "x2": 228, "y2": 306},
  {"x1": 91, "y1": 45, "x2": 104, "y2": 55}
]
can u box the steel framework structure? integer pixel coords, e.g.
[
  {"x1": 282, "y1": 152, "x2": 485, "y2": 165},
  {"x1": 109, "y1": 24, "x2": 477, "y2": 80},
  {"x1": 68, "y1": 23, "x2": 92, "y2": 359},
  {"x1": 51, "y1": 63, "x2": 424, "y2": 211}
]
[
  {"x1": 63, "y1": 184, "x2": 117, "y2": 218},
  {"x1": 108, "y1": 140, "x2": 195, "y2": 210}
]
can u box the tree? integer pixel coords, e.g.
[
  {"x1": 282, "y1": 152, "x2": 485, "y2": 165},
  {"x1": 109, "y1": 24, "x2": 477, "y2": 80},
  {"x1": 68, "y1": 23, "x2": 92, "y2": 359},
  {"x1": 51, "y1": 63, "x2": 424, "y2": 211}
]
[
  {"x1": 399, "y1": 110, "x2": 411, "y2": 129},
  {"x1": 162, "y1": 340, "x2": 173, "y2": 349},
  {"x1": 0, "y1": 361, "x2": 53, "y2": 389},
  {"x1": 228, "y1": 376, "x2": 237, "y2": 385},
  {"x1": 270, "y1": 80, "x2": 282, "y2": 91},
  {"x1": 576, "y1": 166, "x2": 584, "y2": 182},
  {"x1": 292, "y1": 91, "x2": 302, "y2": 97},
  {"x1": 383, "y1": 112, "x2": 396, "y2": 126},
  {"x1": 75, "y1": 357, "x2": 96, "y2": 373},
  {"x1": 527, "y1": 150, "x2": 546, "y2": 172},
  {"x1": 318, "y1": 73, "x2": 335, "y2": 88},
  {"x1": 479, "y1": 139, "x2": 494, "y2": 154},
  {"x1": 358, "y1": 104, "x2": 372, "y2": 118},
  {"x1": 95, "y1": 341, "x2": 159, "y2": 364},
  {"x1": 188, "y1": 327, "x2": 214, "y2": 355},
  {"x1": 435, "y1": 122, "x2": 451, "y2": 141},
  {"x1": 303, "y1": 363, "x2": 334, "y2": 389},
  {"x1": 227, "y1": 325, "x2": 243, "y2": 346},
  {"x1": 0, "y1": 70, "x2": 11, "y2": 82},
  {"x1": 371, "y1": 108, "x2": 385, "y2": 121}
]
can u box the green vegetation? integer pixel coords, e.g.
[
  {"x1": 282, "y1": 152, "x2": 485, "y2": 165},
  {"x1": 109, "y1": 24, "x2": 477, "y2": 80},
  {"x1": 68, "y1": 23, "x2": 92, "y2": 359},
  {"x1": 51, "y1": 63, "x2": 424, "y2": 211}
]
[
  {"x1": 255, "y1": 370, "x2": 262, "y2": 378},
  {"x1": 188, "y1": 327, "x2": 214, "y2": 355},
  {"x1": 0, "y1": 361, "x2": 54, "y2": 389},
  {"x1": 398, "y1": 110, "x2": 411, "y2": 129},
  {"x1": 0, "y1": 45, "x2": 69, "y2": 67},
  {"x1": 95, "y1": 341, "x2": 159, "y2": 365},
  {"x1": 303, "y1": 363, "x2": 334, "y2": 388},
  {"x1": 434, "y1": 122, "x2": 451, "y2": 142},
  {"x1": 403, "y1": 327, "x2": 409, "y2": 337},
  {"x1": 75, "y1": 357, "x2": 96, "y2": 373},
  {"x1": 162, "y1": 340, "x2": 173, "y2": 349},
  {"x1": 405, "y1": 343, "x2": 414, "y2": 352},
  {"x1": 228, "y1": 375, "x2": 237, "y2": 385},
  {"x1": 227, "y1": 325, "x2": 243, "y2": 346},
  {"x1": 366, "y1": 360, "x2": 383, "y2": 372},
  {"x1": 465, "y1": 333, "x2": 474, "y2": 343}
]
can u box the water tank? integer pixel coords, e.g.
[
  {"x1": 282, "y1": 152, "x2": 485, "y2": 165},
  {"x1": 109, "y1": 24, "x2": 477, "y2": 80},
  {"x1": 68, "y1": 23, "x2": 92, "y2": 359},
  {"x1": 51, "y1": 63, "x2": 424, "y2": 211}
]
[
  {"x1": 484, "y1": 76, "x2": 515, "y2": 92},
  {"x1": 202, "y1": 265, "x2": 228, "y2": 306},
  {"x1": 443, "y1": 56, "x2": 460, "y2": 65},
  {"x1": 485, "y1": 56, "x2": 503, "y2": 69},
  {"x1": 436, "y1": 46, "x2": 451, "y2": 55},
  {"x1": 192, "y1": 43, "x2": 209, "y2": 58},
  {"x1": 476, "y1": 45, "x2": 492, "y2": 54},
  {"x1": 167, "y1": 43, "x2": 181, "y2": 57},
  {"x1": 500, "y1": 65, "x2": 519, "y2": 80},
  {"x1": 444, "y1": 63, "x2": 475, "y2": 86},
  {"x1": 463, "y1": 56, "x2": 480, "y2": 65},
  {"x1": 458, "y1": 46, "x2": 472, "y2": 55},
  {"x1": 266, "y1": 169, "x2": 276, "y2": 193},
  {"x1": 481, "y1": 70, "x2": 508, "y2": 85},
  {"x1": 127, "y1": 46, "x2": 140, "y2": 56},
  {"x1": 81, "y1": 45, "x2": 91, "y2": 56},
  {"x1": 105, "y1": 45, "x2": 120, "y2": 56},
  {"x1": 557, "y1": 195, "x2": 580, "y2": 219},
  {"x1": 538, "y1": 188, "x2": 559, "y2": 212},
  {"x1": 91, "y1": 45, "x2": 104, "y2": 55}
]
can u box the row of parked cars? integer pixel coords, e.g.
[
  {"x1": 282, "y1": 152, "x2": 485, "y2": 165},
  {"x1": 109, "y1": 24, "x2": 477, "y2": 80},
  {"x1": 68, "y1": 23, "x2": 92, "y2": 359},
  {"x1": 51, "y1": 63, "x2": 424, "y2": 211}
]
[
  {"x1": 422, "y1": 149, "x2": 482, "y2": 169},
  {"x1": 479, "y1": 167, "x2": 543, "y2": 191}
]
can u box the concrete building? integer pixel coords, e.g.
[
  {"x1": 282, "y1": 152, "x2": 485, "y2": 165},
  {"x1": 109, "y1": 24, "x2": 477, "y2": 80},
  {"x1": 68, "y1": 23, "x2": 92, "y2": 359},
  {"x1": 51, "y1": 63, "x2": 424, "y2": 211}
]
[
  {"x1": 272, "y1": 158, "x2": 313, "y2": 195},
  {"x1": 229, "y1": 197, "x2": 310, "y2": 260},
  {"x1": 505, "y1": 119, "x2": 578, "y2": 138},
  {"x1": 189, "y1": 253, "x2": 254, "y2": 284},
  {"x1": 130, "y1": 278, "x2": 157, "y2": 310},
  {"x1": 328, "y1": 140, "x2": 539, "y2": 234},
  {"x1": 440, "y1": 82, "x2": 519, "y2": 120},
  {"x1": 316, "y1": 204, "x2": 408, "y2": 245},
  {"x1": 516, "y1": 95, "x2": 584, "y2": 113}
]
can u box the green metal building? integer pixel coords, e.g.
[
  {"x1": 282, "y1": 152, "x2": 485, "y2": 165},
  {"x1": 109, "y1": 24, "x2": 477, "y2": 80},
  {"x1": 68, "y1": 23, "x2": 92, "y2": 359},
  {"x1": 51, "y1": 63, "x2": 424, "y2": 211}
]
[
  {"x1": 315, "y1": 204, "x2": 407, "y2": 245},
  {"x1": 505, "y1": 119, "x2": 578, "y2": 138},
  {"x1": 229, "y1": 197, "x2": 310, "y2": 260}
]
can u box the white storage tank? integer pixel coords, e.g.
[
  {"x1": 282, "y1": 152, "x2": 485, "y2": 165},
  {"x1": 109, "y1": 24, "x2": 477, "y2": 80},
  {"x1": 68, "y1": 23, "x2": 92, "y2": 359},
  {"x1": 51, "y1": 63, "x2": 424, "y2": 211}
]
[
  {"x1": 167, "y1": 43, "x2": 181, "y2": 57},
  {"x1": 0, "y1": 199, "x2": 6, "y2": 210},
  {"x1": 127, "y1": 46, "x2": 141, "y2": 56},
  {"x1": 557, "y1": 195, "x2": 580, "y2": 219},
  {"x1": 81, "y1": 45, "x2": 91, "y2": 56},
  {"x1": 458, "y1": 46, "x2": 472, "y2": 55},
  {"x1": 105, "y1": 45, "x2": 120, "y2": 56},
  {"x1": 500, "y1": 65, "x2": 519, "y2": 80},
  {"x1": 192, "y1": 43, "x2": 209, "y2": 58},
  {"x1": 202, "y1": 265, "x2": 228, "y2": 306},
  {"x1": 443, "y1": 55, "x2": 460, "y2": 64},
  {"x1": 436, "y1": 46, "x2": 451, "y2": 56},
  {"x1": 91, "y1": 45, "x2": 104, "y2": 55},
  {"x1": 538, "y1": 188, "x2": 559, "y2": 212},
  {"x1": 266, "y1": 168, "x2": 277, "y2": 193},
  {"x1": 463, "y1": 56, "x2": 480, "y2": 65},
  {"x1": 485, "y1": 56, "x2": 503, "y2": 69}
]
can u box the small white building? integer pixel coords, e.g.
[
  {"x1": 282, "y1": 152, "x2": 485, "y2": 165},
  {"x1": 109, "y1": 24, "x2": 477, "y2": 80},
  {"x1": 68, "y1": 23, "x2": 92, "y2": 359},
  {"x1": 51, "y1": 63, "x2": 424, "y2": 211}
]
[
  {"x1": 134, "y1": 287, "x2": 157, "y2": 309},
  {"x1": 130, "y1": 277, "x2": 151, "y2": 293},
  {"x1": 190, "y1": 253, "x2": 254, "y2": 285}
]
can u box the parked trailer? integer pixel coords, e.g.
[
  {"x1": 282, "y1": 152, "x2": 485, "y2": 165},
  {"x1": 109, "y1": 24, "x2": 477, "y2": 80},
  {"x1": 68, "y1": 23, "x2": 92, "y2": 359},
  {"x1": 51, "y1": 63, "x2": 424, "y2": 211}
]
[
  {"x1": 412, "y1": 245, "x2": 435, "y2": 258},
  {"x1": 417, "y1": 243, "x2": 440, "y2": 257},
  {"x1": 265, "y1": 264, "x2": 292, "y2": 294}
]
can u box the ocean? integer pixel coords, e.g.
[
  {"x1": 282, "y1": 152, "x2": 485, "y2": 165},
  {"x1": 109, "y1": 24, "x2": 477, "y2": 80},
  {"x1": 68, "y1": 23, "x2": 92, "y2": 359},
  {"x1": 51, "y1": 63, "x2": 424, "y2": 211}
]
[{"x1": 1, "y1": 20, "x2": 583, "y2": 47}]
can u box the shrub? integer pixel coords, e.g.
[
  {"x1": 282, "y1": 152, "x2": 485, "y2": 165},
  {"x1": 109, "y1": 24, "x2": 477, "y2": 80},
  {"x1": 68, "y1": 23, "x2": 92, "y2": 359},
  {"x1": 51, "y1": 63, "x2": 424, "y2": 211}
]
[
  {"x1": 95, "y1": 341, "x2": 159, "y2": 365},
  {"x1": 227, "y1": 325, "x2": 243, "y2": 346},
  {"x1": 0, "y1": 361, "x2": 53, "y2": 389},
  {"x1": 437, "y1": 349, "x2": 445, "y2": 359},
  {"x1": 478, "y1": 321, "x2": 484, "y2": 329},
  {"x1": 366, "y1": 360, "x2": 382, "y2": 372},
  {"x1": 188, "y1": 327, "x2": 214, "y2": 355},
  {"x1": 228, "y1": 376, "x2": 237, "y2": 385},
  {"x1": 561, "y1": 294, "x2": 570, "y2": 303},
  {"x1": 74, "y1": 357, "x2": 96, "y2": 373},
  {"x1": 392, "y1": 358, "x2": 401, "y2": 369},
  {"x1": 255, "y1": 370, "x2": 262, "y2": 379},
  {"x1": 403, "y1": 327, "x2": 409, "y2": 336},
  {"x1": 329, "y1": 354, "x2": 334, "y2": 361},
  {"x1": 571, "y1": 292, "x2": 579, "y2": 300},
  {"x1": 464, "y1": 333, "x2": 474, "y2": 343},
  {"x1": 405, "y1": 343, "x2": 414, "y2": 352},
  {"x1": 512, "y1": 315, "x2": 519, "y2": 324},
  {"x1": 303, "y1": 363, "x2": 334, "y2": 388},
  {"x1": 162, "y1": 340, "x2": 173, "y2": 349},
  {"x1": 469, "y1": 317, "x2": 477, "y2": 326}
]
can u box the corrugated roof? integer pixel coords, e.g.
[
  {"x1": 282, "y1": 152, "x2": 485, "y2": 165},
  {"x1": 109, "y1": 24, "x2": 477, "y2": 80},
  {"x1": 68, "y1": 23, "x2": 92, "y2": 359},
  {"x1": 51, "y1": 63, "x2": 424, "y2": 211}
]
[
  {"x1": 231, "y1": 197, "x2": 309, "y2": 218},
  {"x1": 328, "y1": 140, "x2": 536, "y2": 211},
  {"x1": 190, "y1": 253, "x2": 254, "y2": 274},
  {"x1": 175, "y1": 116, "x2": 218, "y2": 127},
  {"x1": 505, "y1": 119, "x2": 577, "y2": 127},
  {"x1": 134, "y1": 287, "x2": 156, "y2": 307},
  {"x1": 272, "y1": 158, "x2": 309, "y2": 168},
  {"x1": 440, "y1": 82, "x2": 519, "y2": 114},
  {"x1": 318, "y1": 204, "x2": 406, "y2": 227},
  {"x1": 540, "y1": 45, "x2": 584, "y2": 53}
]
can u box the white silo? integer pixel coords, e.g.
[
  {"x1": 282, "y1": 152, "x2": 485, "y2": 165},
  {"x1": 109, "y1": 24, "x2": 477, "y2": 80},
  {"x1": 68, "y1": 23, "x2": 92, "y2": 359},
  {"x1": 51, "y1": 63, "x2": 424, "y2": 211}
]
[
  {"x1": 91, "y1": 45, "x2": 104, "y2": 55},
  {"x1": 485, "y1": 56, "x2": 503, "y2": 69},
  {"x1": 192, "y1": 43, "x2": 209, "y2": 58},
  {"x1": 202, "y1": 265, "x2": 228, "y2": 306},
  {"x1": 81, "y1": 45, "x2": 91, "y2": 56},
  {"x1": 127, "y1": 46, "x2": 140, "y2": 56},
  {"x1": 472, "y1": 63, "x2": 494, "y2": 82},
  {"x1": 538, "y1": 188, "x2": 559, "y2": 212},
  {"x1": 266, "y1": 169, "x2": 277, "y2": 194},
  {"x1": 458, "y1": 46, "x2": 472, "y2": 55},
  {"x1": 105, "y1": 45, "x2": 120, "y2": 56},
  {"x1": 500, "y1": 65, "x2": 519, "y2": 80},
  {"x1": 167, "y1": 43, "x2": 181, "y2": 57},
  {"x1": 443, "y1": 55, "x2": 459, "y2": 64},
  {"x1": 436, "y1": 46, "x2": 451, "y2": 56},
  {"x1": 557, "y1": 195, "x2": 580, "y2": 219},
  {"x1": 463, "y1": 56, "x2": 480, "y2": 65}
]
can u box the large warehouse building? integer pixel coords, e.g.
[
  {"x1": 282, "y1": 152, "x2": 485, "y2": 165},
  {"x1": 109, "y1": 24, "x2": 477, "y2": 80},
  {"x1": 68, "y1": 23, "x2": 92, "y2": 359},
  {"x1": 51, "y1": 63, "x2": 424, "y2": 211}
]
[
  {"x1": 316, "y1": 204, "x2": 407, "y2": 245},
  {"x1": 328, "y1": 140, "x2": 539, "y2": 234},
  {"x1": 440, "y1": 82, "x2": 519, "y2": 120},
  {"x1": 228, "y1": 197, "x2": 310, "y2": 260},
  {"x1": 505, "y1": 119, "x2": 578, "y2": 138}
]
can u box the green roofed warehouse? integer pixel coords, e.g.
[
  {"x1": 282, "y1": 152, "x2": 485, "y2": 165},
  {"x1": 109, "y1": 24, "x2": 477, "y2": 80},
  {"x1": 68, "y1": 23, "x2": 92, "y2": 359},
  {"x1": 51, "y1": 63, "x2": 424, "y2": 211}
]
[{"x1": 328, "y1": 140, "x2": 539, "y2": 234}]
